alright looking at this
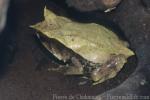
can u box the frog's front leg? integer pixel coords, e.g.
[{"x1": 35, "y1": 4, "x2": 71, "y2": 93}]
[
  {"x1": 48, "y1": 56, "x2": 84, "y2": 75},
  {"x1": 91, "y1": 54, "x2": 127, "y2": 85},
  {"x1": 64, "y1": 57, "x2": 84, "y2": 75}
]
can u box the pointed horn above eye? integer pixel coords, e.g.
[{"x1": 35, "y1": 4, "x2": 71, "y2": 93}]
[{"x1": 44, "y1": 6, "x2": 57, "y2": 21}]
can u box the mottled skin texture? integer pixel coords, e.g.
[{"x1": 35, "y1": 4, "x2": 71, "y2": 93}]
[{"x1": 31, "y1": 7, "x2": 134, "y2": 85}]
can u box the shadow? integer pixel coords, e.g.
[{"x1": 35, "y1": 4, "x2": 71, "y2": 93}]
[{"x1": 0, "y1": 0, "x2": 17, "y2": 78}]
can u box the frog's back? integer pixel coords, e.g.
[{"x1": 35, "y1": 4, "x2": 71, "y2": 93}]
[
  {"x1": 49, "y1": 21, "x2": 134, "y2": 63},
  {"x1": 32, "y1": 8, "x2": 134, "y2": 63}
]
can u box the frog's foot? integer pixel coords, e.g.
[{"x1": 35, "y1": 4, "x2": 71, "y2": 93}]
[{"x1": 90, "y1": 54, "x2": 127, "y2": 85}]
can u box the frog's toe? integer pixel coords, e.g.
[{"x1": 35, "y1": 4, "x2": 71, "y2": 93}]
[
  {"x1": 78, "y1": 76, "x2": 91, "y2": 85},
  {"x1": 48, "y1": 65, "x2": 67, "y2": 72}
]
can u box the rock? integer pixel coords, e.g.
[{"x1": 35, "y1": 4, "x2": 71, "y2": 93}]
[
  {"x1": 0, "y1": 0, "x2": 9, "y2": 33},
  {"x1": 66, "y1": 0, "x2": 122, "y2": 12},
  {"x1": 141, "y1": 0, "x2": 150, "y2": 8},
  {"x1": 141, "y1": 0, "x2": 150, "y2": 13}
]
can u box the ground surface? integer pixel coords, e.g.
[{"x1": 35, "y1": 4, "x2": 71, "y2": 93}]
[{"x1": 0, "y1": 0, "x2": 150, "y2": 100}]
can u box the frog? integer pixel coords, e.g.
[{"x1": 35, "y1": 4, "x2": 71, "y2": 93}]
[{"x1": 31, "y1": 7, "x2": 134, "y2": 85}]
